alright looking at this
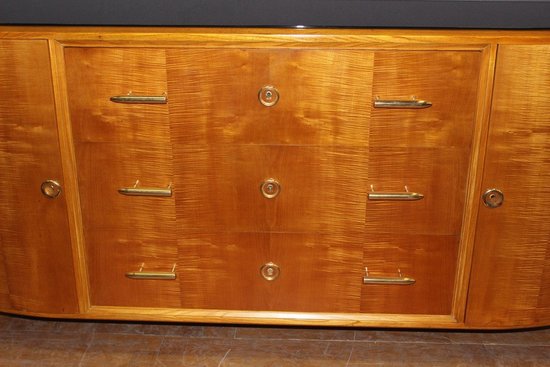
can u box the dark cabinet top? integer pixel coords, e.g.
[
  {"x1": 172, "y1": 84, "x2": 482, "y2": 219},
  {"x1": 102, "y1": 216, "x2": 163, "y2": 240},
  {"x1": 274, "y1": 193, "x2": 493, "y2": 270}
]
[{"x1": 1, "y1": 0, "x2": 549, "y2": 29}]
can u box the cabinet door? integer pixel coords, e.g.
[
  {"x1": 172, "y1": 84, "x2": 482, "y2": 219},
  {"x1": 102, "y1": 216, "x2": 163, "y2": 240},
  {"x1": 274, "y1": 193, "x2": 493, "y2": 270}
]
[
  {"x1": 467, "y1": 45, "x2": 550, "y2": 327},
  {"x1": 0, "y1": 40, "x2": 78, "y2": 313}
]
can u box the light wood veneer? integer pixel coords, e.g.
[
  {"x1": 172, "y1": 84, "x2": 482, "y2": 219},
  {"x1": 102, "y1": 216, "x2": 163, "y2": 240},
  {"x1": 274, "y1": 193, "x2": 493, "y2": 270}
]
[{"x1": 0, "y1": 27, "x2": 548, "y2": 329}]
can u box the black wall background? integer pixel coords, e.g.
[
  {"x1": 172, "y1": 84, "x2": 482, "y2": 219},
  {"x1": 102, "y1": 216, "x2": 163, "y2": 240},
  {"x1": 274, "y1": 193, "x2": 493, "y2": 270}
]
[{"x1": 1, "y1": 0, "x2": 550, "y2": 28}]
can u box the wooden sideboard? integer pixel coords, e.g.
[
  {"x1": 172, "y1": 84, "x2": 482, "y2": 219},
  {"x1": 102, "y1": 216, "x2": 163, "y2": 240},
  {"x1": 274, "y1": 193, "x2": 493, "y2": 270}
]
[{"x1": 0, "y1": 27, "x2": 548, "y2": 329}]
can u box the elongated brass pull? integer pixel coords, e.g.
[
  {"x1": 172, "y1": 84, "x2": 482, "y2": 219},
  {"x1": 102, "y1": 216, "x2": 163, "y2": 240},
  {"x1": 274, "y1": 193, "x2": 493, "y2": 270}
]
[
  {"x1": 118, "y1": 180, "x2": 172, "y2": 197},
  {"x1": 110, "y1": 93, "x2": 167, "y2": 104},
  {"x1": 368, "y1": 192, "x2": 424, "y2": 201},
  {"x1": 126, "y1": 264, "x2": 176, "y2": 280},
  {"x1": 368, "y1": 185, "x2": 424, "y2": 201},
  {"x1": 373, "y1": 99, "x2": 432, "y2": 109},
  {"x1": 363, "y1": 268, "x2": 416, "y2": 285}
]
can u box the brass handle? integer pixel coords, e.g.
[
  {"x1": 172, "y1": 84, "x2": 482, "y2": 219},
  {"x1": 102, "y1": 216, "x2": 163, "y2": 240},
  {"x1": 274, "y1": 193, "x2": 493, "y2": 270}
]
[
  {"x1": 373, "y1": 98, "x2": 432, "y2": 109},
  {"x1": 110, "y1": 93, "x2": 167, "y2": 104},
  {"x1": 363, "y1": 268, "x2": 416, "y2": 285},
  {"x1": 41, "y1": 180, "x2": 62, "y2": 199},
  {"x1": 368, "y1": 185, "x2": 424, "y2": 201},
  {"x1": 126, "y1": 263, "x2": 176, "y2": 280},
  {"x1": 118, "y1": 180, "x2": 172, "y2": 197}
]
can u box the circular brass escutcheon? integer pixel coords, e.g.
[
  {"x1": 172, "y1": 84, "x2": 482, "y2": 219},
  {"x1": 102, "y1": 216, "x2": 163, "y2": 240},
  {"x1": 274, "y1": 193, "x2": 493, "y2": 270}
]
[
  {"x1": 260, "y1": 178, "x2": 281, "y2": 199},
  {"x1": 260, "y1": 262, "x2": 280, "y2": 281},
  {"x1": 41, "y1": 180, "x2": 62, "y2": 199},
  {"x1": 258, "y1": 86, "x2": 280, "y2": 107},
  {"x1": 482, "y1": 188, "x2": 504, "y2": 208}
]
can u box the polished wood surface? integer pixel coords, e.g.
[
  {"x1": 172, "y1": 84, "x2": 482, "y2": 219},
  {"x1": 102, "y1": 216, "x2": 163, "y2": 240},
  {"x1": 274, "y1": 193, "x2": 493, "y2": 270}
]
[
  {"x1": 64, "y1": 48, "x2": 179, "y2": 308},
  {"x1": 167, "y1": 49, "x2": 373, "y2": 146},
  {"x1": 466, "y1": 45, "x2": 550, "y2": 327},
  {"x1": 361, "y1": 51, "x2": 481, "y2": 315},
  {"x1": 0, "y1": 27, "x2": 548, "y2": 328},
  {"x1": 0, "y1": 40, "x2": 79, "y2": 313},
  {"x1": 64, "y1": 44, "x2": 481, "y2": 315}
]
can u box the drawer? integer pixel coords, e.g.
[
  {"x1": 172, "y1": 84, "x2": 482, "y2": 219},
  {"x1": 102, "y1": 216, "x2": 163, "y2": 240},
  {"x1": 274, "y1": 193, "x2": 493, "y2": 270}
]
[
  {"x1": 86, "y1": 230, "x2": 180, "y2": 308},
  {"x1": 167, "y1": 48, "x2": 373, "y2": 145},
  {"x1": 371, "y1": 50, "x2": 481, "y2": 148},
  {"x1": 366, "y1": 146, "x2": 470, "y2": 235},
  {"x1": 65, "y1": 47, "x2": 169, "y2": 144},
  {"x1": 361, "y1": 233, "x2": 459, "y2": 315},
  {"x1": 178, "y1": 232, "x2": 363, "y2": 312},
  {"x1": 174, "y1": 145, "x2": 368, "y2": 232},
  {"x1": 75, "y1": 142, "x2": 174, "y2": 230}
]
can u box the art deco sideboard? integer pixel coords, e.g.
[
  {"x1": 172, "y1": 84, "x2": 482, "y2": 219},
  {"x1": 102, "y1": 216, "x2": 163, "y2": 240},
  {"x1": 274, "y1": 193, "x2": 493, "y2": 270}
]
[{"x1": 0, "y1": 27, "x2": 548, "y2": 329}]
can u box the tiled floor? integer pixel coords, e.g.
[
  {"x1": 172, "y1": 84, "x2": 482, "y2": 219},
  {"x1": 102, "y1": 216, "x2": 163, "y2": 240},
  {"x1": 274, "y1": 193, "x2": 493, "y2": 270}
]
[{"x1": 0, "y1": 312, "x2": 548, "y2": 366}]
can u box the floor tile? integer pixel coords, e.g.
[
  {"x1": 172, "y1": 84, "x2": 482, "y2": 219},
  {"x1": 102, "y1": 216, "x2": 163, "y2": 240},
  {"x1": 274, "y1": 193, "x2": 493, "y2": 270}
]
[
  {"x1": 354, "y1": 329, "x2": 452, "y2": 344},
  {"x1": 0, "y1": 313, "x2": 14, "y2": 331},
  {"x1": 348, "y1": 342, "x2": 496, "y2": 366},
  {"x1": 236, "y1": 326, "x2": 356, "y2": 341},
  {"x1": 164, "y1": 324, "x2": 237, "y2": 338},
  {"x1": 79, "y1": 333, "x2": 163, "y2": 367},
  {"x1": 94, "y1": 321, "x2": 169, "y2": 335},
  {"x1": 54, "y1": 319, "x2": 97, "y2": 334},
  {"x1": 485, "y1": 345, "x2": 550, "y2": 366},
  {"x1": 155, "y1": 336, "x2": 233, "y2": 367},
  {"x1": 220, "y1": 339, "x2": 353, "y2": 367},
  {"x1": 8, "y1": 316, "x2": 58, "y2": 333},
  {"x1": 12, "y1": 333, "x2": 89, "y2": 367},
  {"x1": 444, "y1": 328, "x2": 550, "y2": 346}
]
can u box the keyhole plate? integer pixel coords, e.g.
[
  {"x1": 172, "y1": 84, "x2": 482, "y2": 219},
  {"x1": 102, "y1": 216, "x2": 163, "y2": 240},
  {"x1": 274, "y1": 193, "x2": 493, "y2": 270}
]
[
  {"x1": 260, "y1": 178, "x2": 281, "y2": 199},
  {"x1": 482, "y1": 188, "x2": 504, "y2": 208},
  {"x1": 260, "y1": 262, "x2": 280, "y2": 281},
  {"x1": 258, "y1": 86, "x2": 280, "y2": 107}
]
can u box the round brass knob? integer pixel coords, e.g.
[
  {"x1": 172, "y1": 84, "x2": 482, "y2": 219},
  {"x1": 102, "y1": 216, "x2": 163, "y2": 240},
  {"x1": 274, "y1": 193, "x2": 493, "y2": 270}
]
[
  {"x1": 41, "y1": 180, "x2": 62, "y2": 199},
  {"x1": 482, "y1": 188, "x2": 504, "y2": 208},
  {"x1": 260, "y1": 178, "x2": 281, "y2": 199},
  {"x1": 260, "y1": 262, "x2": 280, "y2": 281},
  {"x1": 258, "y1": 86, "x2": 279, "y2": 107}
]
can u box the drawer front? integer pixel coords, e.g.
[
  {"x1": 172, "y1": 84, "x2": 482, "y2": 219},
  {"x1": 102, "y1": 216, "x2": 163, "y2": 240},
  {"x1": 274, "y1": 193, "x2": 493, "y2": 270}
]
[
  {"x1": 65, "y1": 48, "x2": 169, "y2": 144},
  {"x1": 178, "y1": 232, "x2": 363, "y2": 312},
  {"x1": 371, "y1": 50, "x2": 481, "y2": 148},
  {"x1": 166, "y1": 48, "x2": 373, "y2": 146},
  {"x1": 361, "y1": 233, "x2": 459, "y2": 315},
  {"x1": 85, "y1": 230, "x2": 180, "y2": 308},
  {"x1": 365, "y1": 146, "x2": 470, "y2": 235},
  {"x1": 174, "y1": 145, "x2": 368, "y2": 232}
]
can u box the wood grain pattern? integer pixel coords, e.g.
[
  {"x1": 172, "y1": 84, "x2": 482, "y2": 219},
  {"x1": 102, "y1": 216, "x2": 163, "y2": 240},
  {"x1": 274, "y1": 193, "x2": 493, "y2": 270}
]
[
  {"x1": 0, "y1": 27, "x2": 546, "y2": 328},
  {"x1": 361, "y1": 234, "x2": 459, "y2": 315},
  {"x1": 360, "y1": 50, "x2": 482, "y2": 315},
  {"x1": 365, "y1": 147, "x2": 470, "y2": 235},
  {"x1": 0, "y1": 40, "x2": 79, "y2": 313},
  {"x1": 167, "y1": 49, "x2": 373, "y2": 145},
  {"x1": 174, "y1": 145, "x2": 368, "y2": 232},
  {"x1": 371, "y1": 51, "x2": 481, "y2": 148},
  {"x1": 466, "y1": 45, "x2": 550, "y2": 327},
  {"x1": 64, "y1": 45, "x2": 483, "y2": 315},
  {"x1": 64, "y1": 48, "x2": 179, "y2": 307},
  {"x1": 179, "y1": 232, "x2": 363, "y2": 312}
]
